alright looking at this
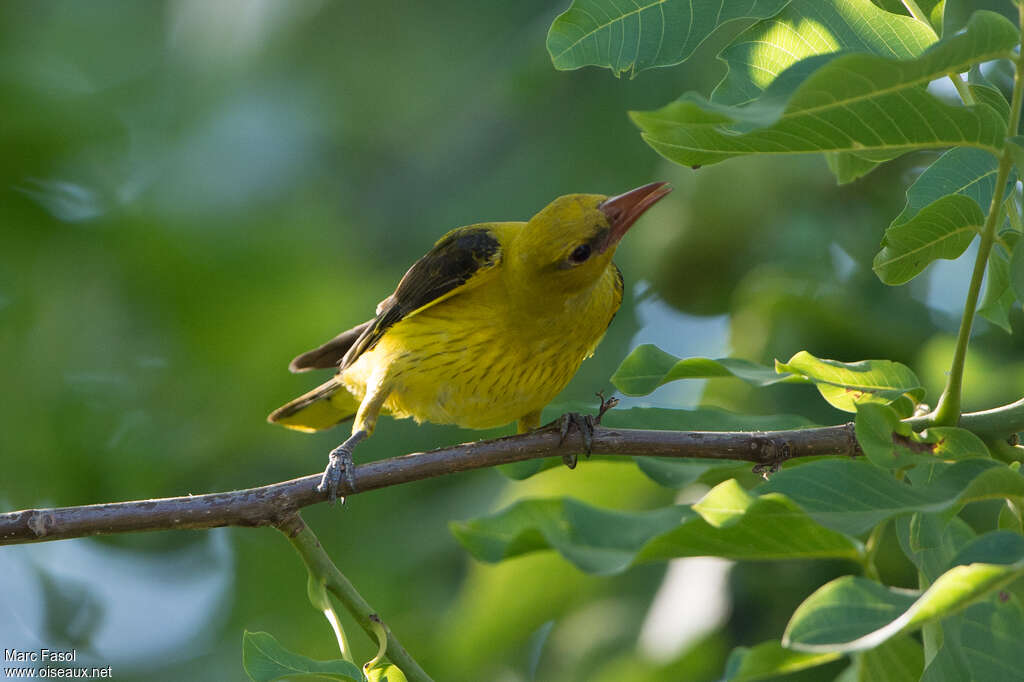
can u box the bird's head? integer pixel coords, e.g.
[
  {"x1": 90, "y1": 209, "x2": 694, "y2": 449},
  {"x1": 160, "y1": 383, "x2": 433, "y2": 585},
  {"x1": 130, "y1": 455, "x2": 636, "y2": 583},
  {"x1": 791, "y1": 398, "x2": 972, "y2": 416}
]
[{"x1": 514, "y1": 182, "x2": 671, "y2": 294}]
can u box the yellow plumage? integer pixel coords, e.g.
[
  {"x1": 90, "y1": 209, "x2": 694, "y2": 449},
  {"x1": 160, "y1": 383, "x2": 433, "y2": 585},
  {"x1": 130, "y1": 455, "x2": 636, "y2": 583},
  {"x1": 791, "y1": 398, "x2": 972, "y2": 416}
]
[{"x1": 268, "y1": 184, "x2": 670, "y2": 498}]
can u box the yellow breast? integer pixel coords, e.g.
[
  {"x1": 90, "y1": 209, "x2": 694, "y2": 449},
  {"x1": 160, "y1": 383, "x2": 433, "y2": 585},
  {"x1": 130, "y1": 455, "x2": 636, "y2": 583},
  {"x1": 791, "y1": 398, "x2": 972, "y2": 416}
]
[{"x1": 339, "y1": 265, "x2": 622, "y2": 429}]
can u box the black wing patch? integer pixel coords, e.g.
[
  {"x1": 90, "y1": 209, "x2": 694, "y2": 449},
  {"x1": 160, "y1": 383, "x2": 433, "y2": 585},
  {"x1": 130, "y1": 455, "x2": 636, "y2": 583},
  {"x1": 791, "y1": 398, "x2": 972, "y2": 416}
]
[
  {"x1": 289, "y1": 320, "x2": 373, "y2": 372},
  {"x1": 340, "y1": 227, "x2": 501, "y2": 370}
]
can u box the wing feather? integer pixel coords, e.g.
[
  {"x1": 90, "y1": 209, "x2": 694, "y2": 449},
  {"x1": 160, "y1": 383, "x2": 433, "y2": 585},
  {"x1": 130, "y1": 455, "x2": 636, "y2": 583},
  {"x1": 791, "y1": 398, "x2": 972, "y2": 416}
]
[{"x1": 339, "y1": 225, "x2": 503, "y2": 369}]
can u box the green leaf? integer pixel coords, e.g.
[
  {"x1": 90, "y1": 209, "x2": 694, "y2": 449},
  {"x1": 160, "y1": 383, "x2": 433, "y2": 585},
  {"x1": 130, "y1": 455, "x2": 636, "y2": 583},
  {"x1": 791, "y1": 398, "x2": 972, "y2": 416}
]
[
  {"x1": 998, "y1": 499, "x2": 1023, "y2": 532},
  {"x1": 949, "y1": 529, "x2": 1024, "y2": 567},
  {"x1": 635, "y1": 457, "x2": 743, "y2": 489},
  {"x1": 855, "y1": 403, "x2": 917, "y2": 469},
  {"x1": 638, "y1": 479, "x2": 864, "y2": 561},
  {"x1": 712, "y1": 0, "x2": 937, "y2": 106},
  {"x1": 967, "y1": 61, "x2": 1011, "y2": 118},
  {"x1": 783, "y1": 555, "x2": 1024, "y2": 652},
  {"x1": 450, "y1": 498, "x2": 687, "y2": 575},
  {"x1": 856, "y1": 635, "x2": 925, "y2": 682},
  {"x1": 920, "y1": 586, "x2": 1024, "y2": 681},
  {"x1": 611, "y1": 344, "x2": 791, "y2": 396},
  {"x1": 1007, "y1": 133, "x2": 1024, "y2": 176},
  {"x1": 970, "y1": 83, "x2": 1012, "y2": 120},
  {"x1": 452, "y1": 486, "x2": 862, "y2": 574},
  {"x1": 759, "y1": 458, "x2": 1024, "y2": 535},
  {"x1": 366, "y1": 665, "x2": 407, "y2": 682},
  {"x1": 546, "y1": 0, "x2": 792, "y2": 77},
  {"x1": 873, "y1": 194, "x2": 983, "y2": 285},
  {"x1": 776, "y1": 350, "x2": 924, "y2": 412},
  {"x1": 242, "y1": 631, "x2": 363, "y2": 682},
  {"x1": 722, "y1": 640, "x2": 842, "y2": 681},
  {"x1": 1011, "y1": 236, "x2": 1024, "y2": 301},
  {"x1": 630, "y1": 12, "x2": 1015, "y2": 168},
  {"x1": 953, "y1": 598, "x2": 1024, "y2": 682},
  {"x1": 891, "y1": 147, "x2": 1000, "y2": 227},
  {"x1": 853, "y1": 404, "x2": 989, "y2": 469},
  {"x1": 979, "y1": 243, "x2": 1016, "y2": 332},
  {"x1": 825, "y1": 150, "x2": 887, "y2": 184},
  {"x1": 895, "y1": 513, "x2": 976, "y2": 583}
]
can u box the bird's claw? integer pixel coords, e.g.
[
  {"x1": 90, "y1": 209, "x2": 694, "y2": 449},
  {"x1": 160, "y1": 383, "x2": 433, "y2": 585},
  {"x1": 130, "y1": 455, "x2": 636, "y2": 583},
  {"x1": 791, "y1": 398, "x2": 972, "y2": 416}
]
[
  {"x1": 551, "y1": 393, "x2": 618, "y2": 470},
  {"x1": 318, "y1": 445, "x2": 357, "y2": 504},
  {"x1": 557, "y1": 413, "x2": 594, "y2": 469}
]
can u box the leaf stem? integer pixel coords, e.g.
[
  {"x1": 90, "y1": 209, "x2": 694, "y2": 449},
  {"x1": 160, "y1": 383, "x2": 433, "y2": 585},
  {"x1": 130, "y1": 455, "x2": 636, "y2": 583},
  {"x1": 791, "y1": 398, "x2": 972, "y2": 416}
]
[
  {"x1": 900, "y1": 0, "x2": 929, "y2": 25},
  {"x1": 949, "y1": 72, "x2": 975, "y2": 105},
  {"x1": 932, "y1": 12, "x2": 1024, "y2": 426},
  {"x1": 277, "y1": 513, "x2": 434, "y2": 682}
]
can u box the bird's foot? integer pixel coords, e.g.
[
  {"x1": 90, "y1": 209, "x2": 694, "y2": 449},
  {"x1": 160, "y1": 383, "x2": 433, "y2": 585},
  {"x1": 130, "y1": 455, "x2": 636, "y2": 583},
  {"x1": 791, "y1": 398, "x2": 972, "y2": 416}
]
[
  {"x1": 317, "y1": 445, "x2": 356, "y2": 504},
  {"x1": 555, "y1": 392, "x2": 619, "y2": 470},
  {"x1": 317, "y1": 430, "x2": 367, "y2": 504}
]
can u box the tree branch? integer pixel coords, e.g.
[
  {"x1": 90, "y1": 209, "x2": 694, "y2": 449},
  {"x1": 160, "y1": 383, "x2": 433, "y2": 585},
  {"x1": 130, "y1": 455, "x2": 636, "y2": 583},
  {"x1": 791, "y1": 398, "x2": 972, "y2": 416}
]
[
  {"x1": 5, "y1": 395, "x2": 1024, "y2": 547},
  {"x1": 1, "y1": 423, "x2": 858, "y2": 545}
]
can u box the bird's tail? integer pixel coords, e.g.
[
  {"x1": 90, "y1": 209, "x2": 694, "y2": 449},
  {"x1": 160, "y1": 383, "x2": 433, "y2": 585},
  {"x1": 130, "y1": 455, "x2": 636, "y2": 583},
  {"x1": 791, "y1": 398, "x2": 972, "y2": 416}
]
[{"x1": 267, "y1": 378, "x2": 360, "y2": 432}]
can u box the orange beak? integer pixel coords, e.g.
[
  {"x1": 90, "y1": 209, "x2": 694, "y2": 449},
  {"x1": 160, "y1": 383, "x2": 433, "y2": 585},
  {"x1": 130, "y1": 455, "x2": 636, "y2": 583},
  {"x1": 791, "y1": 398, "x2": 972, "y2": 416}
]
[{"x1": 599, "y1": 182, "x2": 671, "y2": 250}]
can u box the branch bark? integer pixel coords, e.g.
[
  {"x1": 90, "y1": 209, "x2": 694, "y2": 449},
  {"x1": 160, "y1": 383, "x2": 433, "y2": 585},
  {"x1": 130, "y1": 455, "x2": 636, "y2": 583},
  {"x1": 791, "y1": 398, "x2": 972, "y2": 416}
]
[{"x1": 2, "y1": 422, "x2": 858, "y2": 546}]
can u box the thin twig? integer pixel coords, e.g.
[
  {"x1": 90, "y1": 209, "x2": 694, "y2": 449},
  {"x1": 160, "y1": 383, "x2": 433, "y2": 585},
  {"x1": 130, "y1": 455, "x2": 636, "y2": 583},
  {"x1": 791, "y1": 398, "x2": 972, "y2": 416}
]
[
  {"x1": 277, "y1": 513, "x2": 434, "y2": 682},
  {"x1": 932, "y1": 9, "x2": 1024, "y2": 426}
]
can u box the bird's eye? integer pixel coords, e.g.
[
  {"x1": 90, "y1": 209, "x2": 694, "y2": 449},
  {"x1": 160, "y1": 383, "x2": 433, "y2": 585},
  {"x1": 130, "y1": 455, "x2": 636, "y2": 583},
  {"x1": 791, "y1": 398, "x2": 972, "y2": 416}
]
[{"x1": 569, "y1": 243, "x2": 592, "y2": 264}]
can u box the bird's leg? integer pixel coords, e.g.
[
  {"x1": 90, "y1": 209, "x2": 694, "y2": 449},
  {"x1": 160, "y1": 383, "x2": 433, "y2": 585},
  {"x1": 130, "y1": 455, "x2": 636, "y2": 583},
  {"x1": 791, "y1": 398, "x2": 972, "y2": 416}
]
[
  {"x1": 553, "y1": 392, "x2": 619, "y2": 470},
  {"x1": 318, "y1": 375, "x2": 391, "y2": 504},
  {"x1": 318, "y1": 430, "x2": 366, "y2": 503}
]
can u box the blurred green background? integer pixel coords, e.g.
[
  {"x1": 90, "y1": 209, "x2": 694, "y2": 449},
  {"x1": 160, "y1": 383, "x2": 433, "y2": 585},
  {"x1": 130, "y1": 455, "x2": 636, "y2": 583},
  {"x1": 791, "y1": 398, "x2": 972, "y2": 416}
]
[{"x1": 2, "y1": 2, "x2": 1023, "y2": 680}]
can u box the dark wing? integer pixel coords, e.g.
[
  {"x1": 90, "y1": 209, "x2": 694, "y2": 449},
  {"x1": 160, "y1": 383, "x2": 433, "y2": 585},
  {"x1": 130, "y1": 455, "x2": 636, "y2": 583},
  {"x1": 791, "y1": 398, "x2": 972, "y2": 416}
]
[
  {"x1": 289, "y1": 320, "x2": 373, "y2": 372},
  {"x1": 339, "y1": 226, "x2": 502, "y2": 370}
]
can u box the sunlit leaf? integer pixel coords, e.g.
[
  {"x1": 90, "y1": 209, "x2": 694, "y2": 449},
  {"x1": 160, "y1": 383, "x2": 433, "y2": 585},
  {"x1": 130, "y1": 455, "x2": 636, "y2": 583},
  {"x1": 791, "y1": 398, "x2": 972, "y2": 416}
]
[
  {"x1": 713, "y1": 0, "x2": 937, "y2": 106},
  {"x1": 639, "y1": 480, "x2": 863, "y2": 562},
  {"x1": 776, "y1": 350, "x2": 924, "y2": 412},
  {"x1": 611, "y1": 344, "x2": 792, "y2": 396},
  {"x1": 856, "y1": 403, "x2": 991, "y2": 468},
  {"x1": 722, "y1": 640, "x2": 842, "y2": 681},
  {"x1": 630, "y1": 12, "x2": 1015, "y2": 168},
  {"x1": 242, "y1": 630, "x2": 363, "y2": 682},
  {"x1": 783, "y1": 553, "x2": 1024, "y2": 652},
  {"x1": 546, "y1": 0, "x2": 792, "y2": 77},
  {"x1": 759, "y1": 458, "x2": 1024, "y2": 535},
  {"x1": 366, "y1": 665, "x2": 407, "y2": 682},
  {"x1": 855, "y1": 403, "x2": 919, "y2": 469},
  {"x1": 856, "y1": 635, "x2": 925, "y2": 682}
]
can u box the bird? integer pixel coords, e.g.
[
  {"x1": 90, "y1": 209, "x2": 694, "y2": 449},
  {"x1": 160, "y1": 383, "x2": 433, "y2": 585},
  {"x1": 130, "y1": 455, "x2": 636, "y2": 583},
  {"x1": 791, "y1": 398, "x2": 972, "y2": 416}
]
[{"x1": 268, "y1": 182, "x2": 671, "y2": 501}]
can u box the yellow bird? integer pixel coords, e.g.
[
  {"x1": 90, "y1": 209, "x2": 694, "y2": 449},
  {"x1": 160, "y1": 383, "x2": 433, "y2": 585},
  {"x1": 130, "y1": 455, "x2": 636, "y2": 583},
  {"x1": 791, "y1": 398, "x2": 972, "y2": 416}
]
[{"x1": 269, "y1": 182, "x2": 671, "y2": 500}]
